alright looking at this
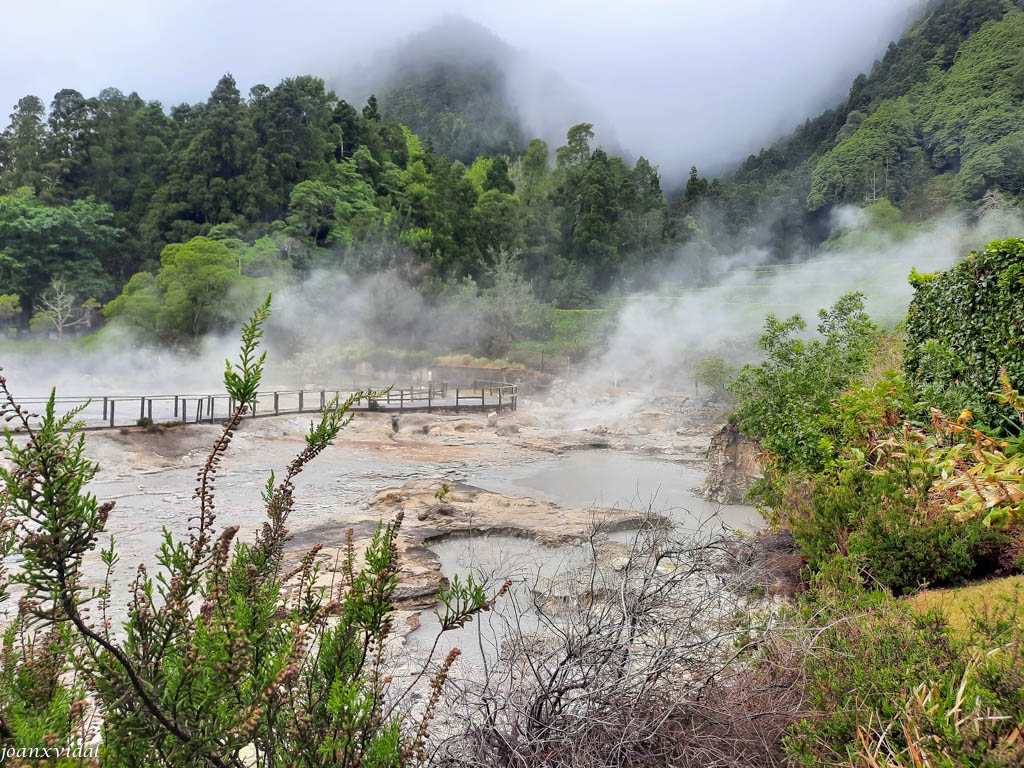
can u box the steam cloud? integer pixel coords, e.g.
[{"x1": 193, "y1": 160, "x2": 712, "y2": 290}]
[{"x1": 593, "y1": 205, "x2": 1024, "y2": 391}]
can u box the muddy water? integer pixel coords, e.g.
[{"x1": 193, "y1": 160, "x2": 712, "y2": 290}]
[
  {"x1": 2, "y1": 412, "x2": 760, "y2": 669},
  {"x1": 460, "y1": 451, "x2": 759, "y2": 530},
  {"x1": 408, "y1": 451, "x2": 759, "y2": 665},
  {"x1": 74, "y1": 435, "x2": 481, "y2": 610}
]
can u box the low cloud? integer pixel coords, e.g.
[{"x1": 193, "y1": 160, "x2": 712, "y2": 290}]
[{"x1": 3, "y1": 1, "x2": 922, "y2": 181}]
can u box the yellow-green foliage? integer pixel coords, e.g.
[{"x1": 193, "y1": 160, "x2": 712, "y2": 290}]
[
  {"x1": 465, "y1": 157, "x2": 492, "y2": 193},
  {"x1": 786, "y1": 557, "x2": 1024, "y2": 767},
  {"x1": 907, "y1": 575, "x2": 1024, "y2": 635}
]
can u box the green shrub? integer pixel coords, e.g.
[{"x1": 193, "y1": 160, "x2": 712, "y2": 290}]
[
  {"x1": 780, "y1": 467, "x2": 926, "y2": 571},
  {"x1": 784, "y1": 556, "x2": 956, "y2": 766},
  {"x1": 905, "y1": 238, "x2": 1024, "y2": 434},
  {"x1": 849, "y1": 505, "x2": 1007, "y2": 595},
  {"x1": 784, "y1": 556, "x2": 1024, "y2": 768},
  {"x1": 831, "y1": 370, "x2": 915, "y2": 465},
  {"x1": 730, "y1": 292, "x2": 877, "y2": 478},
  {"x1": 781, "y1": 464, "x2": 1006, "y2": 594}
]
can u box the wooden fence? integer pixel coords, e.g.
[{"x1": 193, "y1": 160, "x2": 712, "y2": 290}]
[{"x1": 12, "y1": 381, "x2": 517, "y2": 432}]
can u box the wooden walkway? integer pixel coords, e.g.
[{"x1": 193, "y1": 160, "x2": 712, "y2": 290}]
[{"x1": 14, "y1": 382, "x2": 518, "y2": 432}]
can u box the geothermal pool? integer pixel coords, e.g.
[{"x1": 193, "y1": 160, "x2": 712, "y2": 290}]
[
  {"x1": 408, "y1": 450, "x2": 760, "y2": 663},
  {"x1": 461, "y1": 450, "x2": 758, "y2": 530},
  {"x1": 3, "y1": 410, "x2": 760, "y2": 669}
]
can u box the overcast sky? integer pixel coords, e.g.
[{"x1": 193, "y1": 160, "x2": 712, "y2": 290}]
[{"x1": 1, "y1": 0, "x2": 922, "y2": 180}]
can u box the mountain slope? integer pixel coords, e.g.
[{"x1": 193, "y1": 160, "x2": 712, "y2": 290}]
[
  {"x1": 718, "y1": 0, "x2": 1024, "y2": 236},
  {"x1": 334, "y1": 17, "x2": 605, "y2": 165},
  {"x1": 373, "y1": 18, "x2": 524, "y2": 162}
]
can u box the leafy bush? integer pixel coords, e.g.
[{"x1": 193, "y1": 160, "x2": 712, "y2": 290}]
[
  {"x1": 905, "y1": 238, "x2": 1024, "y2": 433},
  {"x1": 872, "y1": 371, "x2": 1024, "y2": 529},
  {"x1": 779, "y1": 467, "x2": 926, "y2": 571},
  {"x1": 831, "y1": 370, "x2": 915, "y2": 466},
  {"x1": 784, "y1": 557, "x2": 956, "y2": 766},
  {"x1": 730, "y1": 292, "x2": 877, "y2": 479},
  {"x1": 780, "y1": 462, "x2": 1006, "y2": 594},
  {"x1": 849, "y1": 504, "x2": 1007, "y2": 595}
]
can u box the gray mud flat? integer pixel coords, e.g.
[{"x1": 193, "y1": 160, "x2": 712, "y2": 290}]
[
  {"x1": 405, "y1": 450, "x2": 761, "y2": 667},
  {"x1": 3, "y1": 405, "x2": 761, "y2": 666}
]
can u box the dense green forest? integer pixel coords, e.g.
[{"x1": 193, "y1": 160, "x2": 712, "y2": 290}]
[
  {"x1": 1, "y1": 0, "x2": 1023, "y2": 352},
  {"x1": 0, "y1": 74, "x2": 668, "y2": 345},
  {"x1": 709, "y1": 0, "x2": 1024, "y2": 248}
]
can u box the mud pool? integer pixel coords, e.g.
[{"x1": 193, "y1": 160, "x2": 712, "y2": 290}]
[
  {"x1": 460, "y1": 450, "x2": 759, "y2": 530},
  {"x1": 407, "y1": 450, "x2": 758, "y2": 664},
  {"x1": 2, "y1": 403, "x2": 761, "y2": 667}
]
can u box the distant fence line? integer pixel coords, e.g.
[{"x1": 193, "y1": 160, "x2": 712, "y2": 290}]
[{"x1": 13, "y1": 381, "x2": 518, "y2": 432}]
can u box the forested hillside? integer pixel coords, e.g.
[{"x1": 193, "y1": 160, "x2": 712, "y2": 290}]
[
  {"x1": 371, "y1": 19, "x2": 527, "y2": 163},
  {"x1": 0, "y1": 70, "x2": 672, "y2": 344},
  {"x1": 696, "y1": 0, "x2": 1024, "y2": 252},
  {"x1": 2, "y1": 0, "x2": 1024, "y2": 349}
]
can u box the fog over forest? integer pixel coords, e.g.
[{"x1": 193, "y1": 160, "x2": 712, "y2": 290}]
[
  {"x1": 2, "y1": 0, "x2": 921, "y2": 177},
  {"x1": 2, "y1": 0, "x2": 1021, "y2": 399}
]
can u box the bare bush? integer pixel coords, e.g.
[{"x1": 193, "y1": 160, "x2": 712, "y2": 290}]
[{"x1": 428, "y1": 517, "x2": 802, "y2": 767}]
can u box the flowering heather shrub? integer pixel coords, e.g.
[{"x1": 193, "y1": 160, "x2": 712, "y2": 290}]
[{"x1": 0, "y1": 295, "x2": 497, "y2": 767}]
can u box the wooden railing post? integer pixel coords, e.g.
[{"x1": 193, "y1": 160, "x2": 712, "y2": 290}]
[
  {"x1": 274, "y1": 392, "x2": 279, "y2": 415},
  {"x1": 298, "y1": 391, "x2": 304, "y2": 413},
  {"x1": 103, "y1": 396, "x2": 108, "y2": 421},
  {"x1": 109, "y1": 399, "x2": 115, "y2": 428},
  {"x1": 455, "y1": 388, "x2": 459, "y2": 413}
]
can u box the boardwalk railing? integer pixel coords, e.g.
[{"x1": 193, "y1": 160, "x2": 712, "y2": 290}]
[{"x1": 12, "y1": 381, "x2": 517, "y2": 431}]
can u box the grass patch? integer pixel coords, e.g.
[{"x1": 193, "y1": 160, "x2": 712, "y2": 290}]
[
  {"x1": 906, "y1": 575, "x2": 1024, "y2": 635},
  {"x1": 433, "y1": 353, "x2": 525, "y2": 370}
]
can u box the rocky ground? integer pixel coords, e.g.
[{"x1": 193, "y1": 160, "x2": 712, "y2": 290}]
[
  {"x1": 4, "y1": 382, "x2": 754, "y2": 636},
  {"x1": 2, "y1": 379, "x2": 781, "y2": 748}
]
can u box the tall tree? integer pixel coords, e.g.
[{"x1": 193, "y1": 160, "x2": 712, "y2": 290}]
[
  {"x1": 556, "y1": 123, "x2": 594, "y2": 170},
  {"x1": 0, "y1": 96, "x2": 47, "y2": 193},
  {"x1": 251, "y1": 76, "x2": 339, "y2": 217}
]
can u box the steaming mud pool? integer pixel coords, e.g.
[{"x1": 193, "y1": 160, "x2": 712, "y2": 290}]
[{"x1": 3, "y1": 396, "x2": 759, "y2": 676}]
